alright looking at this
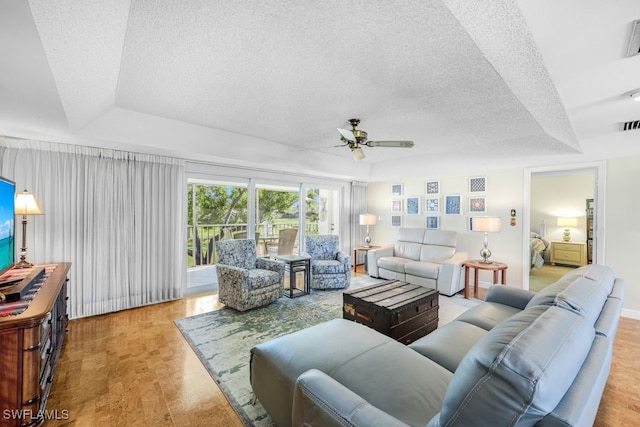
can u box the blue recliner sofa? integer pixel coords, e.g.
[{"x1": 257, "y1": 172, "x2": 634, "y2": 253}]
[{"x1": 250, "y1": 264, "x2": 623, "y2": 426}]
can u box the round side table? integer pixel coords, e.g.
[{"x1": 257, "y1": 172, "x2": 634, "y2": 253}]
[{"x1": 462, "y1": 260, "x2": 508, "y2": 299}]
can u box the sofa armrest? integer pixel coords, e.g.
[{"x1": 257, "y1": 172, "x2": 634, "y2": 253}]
[
  {"x1": 215, "y1": 264, "x2": 250, "y2": 291},
  {"x1": 293, "y1": 369, "x2": 409, "y2": 427},
  {"x1": 366, "y1": 244, "x2": 394, "y2": 278},
  {"x1": 336, "y1": 251, "x2": 350, "y2": 266},
  {"x1": 437, "y1": 251, "x2": 468, "y2": 296},
  {"x1": 485, "y1": 285, "x2": 534, "y2": 310},
  {"x1": 256, "y1": 257, "x2": 285, "y2": 275}
]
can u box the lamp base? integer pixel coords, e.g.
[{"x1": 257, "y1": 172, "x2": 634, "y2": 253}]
[
  {"x1": 14, "y1": 259, "x2": 34, "y2": 269},
  {"x1": 479, "y1": 247, "x2": 492, "y2": 264},
  {"x1": 562, "y1": 229, "x2": 571, "y2": 241}
]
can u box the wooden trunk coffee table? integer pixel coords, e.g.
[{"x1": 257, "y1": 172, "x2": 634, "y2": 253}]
[{"x1": 343, "y1": 280, "x2": 439, "y2": 344}]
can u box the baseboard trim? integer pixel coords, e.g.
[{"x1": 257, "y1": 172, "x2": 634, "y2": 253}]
[{"x1": 621, "y1": 308, "x2": 640, "y2": 320}]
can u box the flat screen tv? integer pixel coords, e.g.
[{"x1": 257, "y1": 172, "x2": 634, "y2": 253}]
[{"x1": 0, "y1": 176, "x2": 16, "y2": 277}]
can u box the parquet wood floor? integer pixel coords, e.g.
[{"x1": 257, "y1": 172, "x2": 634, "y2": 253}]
[{"x1": 45, "y1": 270, "x2": 639, "y2": 426}]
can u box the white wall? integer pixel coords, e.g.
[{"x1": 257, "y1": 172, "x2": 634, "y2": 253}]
[
  {"x1": 605, "y1": 157, "x2": 639, "y2": 317},
  {"x1": 367, "y1": 156, "x2": 640, "y2": 318}
]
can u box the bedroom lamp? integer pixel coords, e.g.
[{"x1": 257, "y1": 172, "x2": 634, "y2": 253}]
[
  {"x1": 359, "y1": 213, "x2": 377, "y2": 248},
  {"x1": 471, "y1": 216, "x2": 502, "y2": 264},
  {"x1": 14, "y1": 190, "x2": 43, "y2": 268},
  {"x1": 557, "y1": 217, "x2": 578, "y2": 242}
]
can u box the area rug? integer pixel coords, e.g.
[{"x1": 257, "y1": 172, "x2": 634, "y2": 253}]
[{"x1": 174, "y1": 276, "x2": 480, "y2": 426}]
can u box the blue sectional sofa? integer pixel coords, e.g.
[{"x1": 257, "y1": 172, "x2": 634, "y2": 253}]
[{"x1": 249, "y1": 264, "x2": 623, "y2": 426}]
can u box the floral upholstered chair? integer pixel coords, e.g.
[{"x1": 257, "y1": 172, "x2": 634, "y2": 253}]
[
  {"x1": 215, "y1": 239, "x2": 284, "y2": 311},
  {"x1": 304, "y1": 235, "x2": 351, "y2": 289}
]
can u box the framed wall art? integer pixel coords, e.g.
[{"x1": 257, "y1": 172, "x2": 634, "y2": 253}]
[
  {"x1": 426, "y1": 180, "x2": 440, "y2": 195},
  {"x1": 444, "y1": 194, "x2": 462, "y2": 215},
  {"x1": 405, "y1": 196, "x2": 421, "y2": 215},
  {"x1": 469, "y1": 176, "x2": 486, "y2": 193},
  {"x1": 391, "y1": 199, "x2": 403, "y2": 213},
  {"x1": 391, "y1": 215, "x2": 402, "y2": 227},
  {"x1": 425, "y1": 197, "x2": 439, "y2": 212},
  {"x1": 468, "y1": 196, "x2": 486, "y2": 213},
  {"x1": 391, "y1": 183, "x2": 404, "y2": 197},
  {"x1": 425, "y1": 216, "x2": 440, "y2": 229}
]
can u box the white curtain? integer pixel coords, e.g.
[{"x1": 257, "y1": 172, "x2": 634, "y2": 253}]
[
  {"x1": 0, "y1": 138, "x2": 186, "y2": 318},
  {"x1": 350, "y1": 181, "x2": 368, "y2": 265}
]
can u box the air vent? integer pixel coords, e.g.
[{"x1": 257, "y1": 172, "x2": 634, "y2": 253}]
[
  {"x1": 628, "y1": 20, "x2": 640, "y2": 57},
  {"x1": 620, "y1": 120, "x2": 640, "y2": 131}
]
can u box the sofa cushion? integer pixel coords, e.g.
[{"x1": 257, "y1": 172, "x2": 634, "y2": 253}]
[
  {"x1": 394, "y1": 241, "x2": 423, "y2": 261},
  {"x1": 378, "y1": 256, "x2": 412, "y2": 274},
  {"x1": 454, "y1": 301, "x2": 522, "y2": 331},
  {"x1": 409, "y1": 320, "x2": 487, "y2": 373},
  {"x1": 404, "y1": 260, "x2": 439, "y2": 280},
  {"x1": 420, "y1": 245, "x2": 456, "y2": 264},
  {"x1": 436, "y1": 305, "x2": 594, "y2": 427},
  {"x1": 526, "y1": 264, "x2": 615, "y2": 324},
  {"x1": 330, "y1": 338, "x2": 452, "y2": 427},
  {"x1": 311, "y1": 259, "x2": 346, "y2": 275},
  {"x1": 398, "y1": 227, "x2": 426, "y2": 243}
]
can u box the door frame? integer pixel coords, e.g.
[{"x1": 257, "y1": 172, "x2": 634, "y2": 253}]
[{"x1": 522, "y1": 161, "x2": 606, "y2": 290}]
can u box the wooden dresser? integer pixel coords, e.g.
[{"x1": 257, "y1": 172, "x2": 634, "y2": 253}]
[
  {"x1": 0, "y1": 263, "x2": 70, "y2": 427},
  {"x1": 550, "y1": 241, "x2": 587, "y2": 267}
]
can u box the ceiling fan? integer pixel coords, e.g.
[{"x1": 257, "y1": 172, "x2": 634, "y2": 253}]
[{"x1": 337, "y1": 118, "x2": 415, "y2": 161}]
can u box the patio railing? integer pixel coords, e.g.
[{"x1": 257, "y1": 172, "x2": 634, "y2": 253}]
[{"x1": 187, "y1": 222, "x2": 319, "y2": 267}]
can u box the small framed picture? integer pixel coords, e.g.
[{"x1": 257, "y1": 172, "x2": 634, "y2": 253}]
[
  {"x1": 445, "y1": 194, "x2": 462, "y2": 215},
  {"x1": 391, "y1": 215, "x2": 402, "y2": 227},
  {"x1": 391, "y1": 199, "x2": 403, "y2": 213},
  {"x1": 406, "y1": 197, "x2": 421, "y2": 215},
  {"x1": 468, "y1": 196, "x2": 486, "y2": 213},
  {"x1": 391, "y1": 183, "x2": 403, "y2": 197},
  {"x1": 425, "y1": 197, "x2": 439, "y2": 212},
  {"x1": 426, "y1": 180, "x2": 440, "y2": 195},
  {"x1": 469, "y1": 176, "x2": 486, "y2": 193},
  {"x1": 426, "y1": 216, "x2": 439, "y2": 229}
]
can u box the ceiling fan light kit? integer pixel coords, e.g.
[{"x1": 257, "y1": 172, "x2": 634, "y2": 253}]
[
  {"x1": 351, "y1": 146, "x2": 366, "y2": 161},
  {"x1": 336, "y1": 118, "x2": 415, "y2": 160},
  {"x1": 630, "y1": 91, "x2": 640, "y2": 101}
]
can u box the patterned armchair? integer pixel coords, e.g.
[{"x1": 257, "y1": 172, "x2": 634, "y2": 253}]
[
  {"x1": 304, "y1": 235, "x2": 351, "y2": 290},
  {"x1": 215, "y1": 239, "x2": 284, "y2": 311}
]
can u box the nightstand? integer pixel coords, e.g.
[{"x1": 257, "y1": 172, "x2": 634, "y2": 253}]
[{"x1": 550, "y1": 241, "x2": 587, "y2": 267}]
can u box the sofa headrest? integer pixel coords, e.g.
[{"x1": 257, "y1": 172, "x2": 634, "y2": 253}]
[
  {"x1": 422, "y1": 229, "x2": 457, "y2": 247},
  {"x1": 526, "y1": 264, "x2": 615, "y2": 325},
  {"x1": 398, "y1": 228, "x2": 426, "y2": 244},
  {"x1": 437, "y1": 305, "x2": 594, "y2": 426}
]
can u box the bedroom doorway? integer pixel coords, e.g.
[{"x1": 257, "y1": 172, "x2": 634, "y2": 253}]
[{"x1": 523, "y1": 162, "x2": 605, "y2": 291}]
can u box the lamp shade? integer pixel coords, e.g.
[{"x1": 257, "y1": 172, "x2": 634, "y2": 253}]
[
  {"x1": 359, "y1": 214, "x2": 377, "y2": 226},
  {"x1": 471, "y1": 216, "x2": 501, "y2": 232},
  {"x1": 557, "y1": 217, "x2": 578, "y2": 227},
  {"x1": 15, "y1": 190, "x2": 43, "y2": 215}
]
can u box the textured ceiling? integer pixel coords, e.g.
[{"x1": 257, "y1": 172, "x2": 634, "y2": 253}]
[{"x1": 0, "y1": 0, "x2": 639, "y2": 180}]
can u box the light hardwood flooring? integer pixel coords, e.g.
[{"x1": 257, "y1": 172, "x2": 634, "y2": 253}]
[{"x1": 46, "y1": 268, "x2": 639, "y2": 426}]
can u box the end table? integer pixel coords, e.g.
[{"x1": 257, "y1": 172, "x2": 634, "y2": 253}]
[
  {"x1": 462, "y1": 259, "x2": 508, "y2": 299},
  {"x1": 276, "y1": 254, "x2": 311, "y2": 298},
  {"x1": 353, "y1": 245, "x2": 380, "y2": 272}
]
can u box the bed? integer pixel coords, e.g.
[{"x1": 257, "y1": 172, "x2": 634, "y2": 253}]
[{"x1": 530, "y1": 232, "x2": 550, "y2": 269}]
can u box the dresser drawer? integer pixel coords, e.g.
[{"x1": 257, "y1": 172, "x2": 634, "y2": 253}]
[
  {"x1": 553, "y1": 250, "x2": 582, "y2": 263},
  {"x1": 554, "y1": 243, "x2": 582, "y2": 252}
]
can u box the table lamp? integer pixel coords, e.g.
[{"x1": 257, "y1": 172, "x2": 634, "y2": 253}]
[
  {"x1": 557, "y1": 217, "x2": 578, "y2": 242},
  {"x1": 359, "y1": 214, "x2": 377, "y2": 248},
  {"x1": 471, "y1": 216, "x2": 501, "y2": 264},
  {"x1": 15, "y1": 190, "x2": 43, "y2": 268}
]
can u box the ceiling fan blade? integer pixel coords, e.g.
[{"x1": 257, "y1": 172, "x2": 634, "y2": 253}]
[
  {"x1": 366, "y1": 140, "x2": 415, "y2": 148},
  {"x1": 337, "y1": 128, "x2": 356, "y2": 142}
]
